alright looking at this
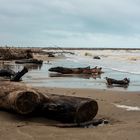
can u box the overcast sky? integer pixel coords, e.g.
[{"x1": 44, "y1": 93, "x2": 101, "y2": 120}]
[{"x1": 0, "y1": 0, "x2": 140, "y2": 48}]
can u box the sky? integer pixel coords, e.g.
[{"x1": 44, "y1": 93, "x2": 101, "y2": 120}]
[{"x1": 0, "y1": 0, "x2": 140, "y2": 48}]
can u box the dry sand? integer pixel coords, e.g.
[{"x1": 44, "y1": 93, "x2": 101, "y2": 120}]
[{"x1": 0, "y1": 86, "x2": 140, "y2": 140}]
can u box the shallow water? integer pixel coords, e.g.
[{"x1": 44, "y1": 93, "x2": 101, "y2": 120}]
[{"x1": 0, "y1": 50, "x2": 140, "y2": 92}]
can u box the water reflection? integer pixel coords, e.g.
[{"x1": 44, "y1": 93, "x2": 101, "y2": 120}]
[
  {"x1": 23, "y1": 64, "x2": 42, "y2": 71},
  {"x1": 106, "y1": 84, "x2": 129, "y2": 89},
  {"x1": 0, "y1": 61, "x2": 15, "y2": 70},
  {"x1": 49, "y1": 73, "x2": 101, "y2": 79}
]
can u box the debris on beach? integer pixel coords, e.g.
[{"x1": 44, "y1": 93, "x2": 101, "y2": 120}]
[
  {"x1": 0, "y1": 69, "x2": 16, "y2": 78},
  {"x1": 0, "y1": 82, "x2": 98, "y2": 123},
  {"x1": 10, "y1": 67, "x2": 28, "y2": 81},
  {"x1": 48, "y1": 53, "x2": 55, "y2": 57},
  {"x1": 0, "y1": 67, "x2": 28, "y2": 81},
  {"x1": 49, "y1": 66, "x2": 103, "y2": 75},
  {"x1": 93, "y1": 56, "x2": 101, "y2": 59},
  {"x1": 105, "y1": 77, "x2": 130, "y2": 87},
  {"x1": 15, "y1": 59, "x2": 43, "y2": 65}
]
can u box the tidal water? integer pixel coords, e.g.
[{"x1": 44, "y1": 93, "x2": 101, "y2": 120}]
[{"x1": 0, "y1": 49, "x2": 140, "y2": 92}]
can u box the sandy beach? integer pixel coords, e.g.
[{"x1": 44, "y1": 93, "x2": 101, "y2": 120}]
[
  {"x1": 0, "y1": 86, "x2": 140, "y2": 140},
  {"x1": 1, "y1": 0, "x2": 140, "y2": 139},
  {"x1": 0, "y1": 48, "x2": 140, "y2": 140}
]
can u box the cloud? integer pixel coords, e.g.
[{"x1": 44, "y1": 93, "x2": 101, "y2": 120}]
[{"x1": 0, "y1": 0, "x2": 140, "y2": 48}]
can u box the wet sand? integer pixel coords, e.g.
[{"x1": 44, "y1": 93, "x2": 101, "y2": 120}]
[{"x1": 0, "y1": 86, "x2": 140, "y2": 140}]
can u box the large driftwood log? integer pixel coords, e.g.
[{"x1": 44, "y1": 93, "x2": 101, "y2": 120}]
[
  {"x1": 0, "y1": 82, "x2": 98, "y2": 123},
  {"x1": 0, "y1": 82, "x2": 40, "y2": 114},
  {"x1": 49, "y1": 66, "x2": 103, "y2": 74}
]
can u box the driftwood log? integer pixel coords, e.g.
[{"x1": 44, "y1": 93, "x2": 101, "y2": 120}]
[
  {"x1": 0, "y1": 82, "x2": 40, "y2": 115},
  {"x1": 40, "y1": 93, "x2": 98, "y2": 123},
  {"x1": 49, "y1": 66, "x2": 103, "y2": 74},
  {"x1": 105, "y1": 77, "x2": 130, "y2": 86},
  {"x1": 0, "y1": 67, "x2": 28, "y2": 81},
  {"x1": 10, "y1": 67, "x2": 28, "y2": 81},
  {"x1": 15, "y1": 59, "x2": 43, "y2": 64},
  {"x1": 0, "y1": 82, "x2": 98, "y2": 123},
  {"x1": 0, "y1": 69, "x2": 16, "y2": 78}
]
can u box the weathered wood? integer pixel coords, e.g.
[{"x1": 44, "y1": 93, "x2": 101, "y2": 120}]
[
  {"x1": 105, "y1": 77, "x2": 130, "y2": 86},
  {"x1": 49, "y1": 66, "x2": 103, "y2": 75},
  {"x1": 10, "y1": 67, "x2": 28, "y2": 81},
  {"x1": 40, "y1": 93, "x2": 98, "y2": 123},
  {"x1": 0, "y1": 67, "x2": 28, "y2": 81},
  {"x1": 0, "y1": 82, "x2": 40, "y2": 114},
  {"x1": 15, "y1": 59, "x2": 43, "y2": 64},
  {"x1": 0, "y1": 69, "x2": 15, "y2": 78},
  {"x1": 0, "y1": 82, "x2": 98, "y2": 123},
  {"x1": 49, "y1": 66, "x2": 103, "y2": 74}
]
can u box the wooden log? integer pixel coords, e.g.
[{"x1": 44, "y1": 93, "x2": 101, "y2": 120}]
[
  {"x1": 0, "y1": 82, "x2": 40, "y2": 114},
  {"x1": 49, "y1": 66, "x2": 103, "y2": 75},
  {"x1": 105, "y1": 77, "x2": 130, "y2": 85},
  {"x1": 15, "y1": 59, "x2": 43, "y2": 64},
  {"x1": 49, "y1": 66, "x2": 90, "y2": 74},
  {"x1": 0, "y1": 69, "x2": 16, "y2": 78},
  {"x1": 0, "y1": 82, "x2": 98, "y2": 123},
  {"x1": 10, "y1": 67, "x2": 28, "y2": 81},
  {"x1": 40, "y1": 93, "x2": 98, "y2": 123}
]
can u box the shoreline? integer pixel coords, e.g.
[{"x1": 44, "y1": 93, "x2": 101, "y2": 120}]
[{"x1": 32, "y1": 84, "x2": 140, "y2": 93}]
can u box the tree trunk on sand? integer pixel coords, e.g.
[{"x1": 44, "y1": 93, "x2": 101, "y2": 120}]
[
  {"x1": 0, "y1": 82, "x2": 40, "y2": 115},
  {"x1": 0, "y1": 82, "x2": 98, "y2": 123},
  {"x1": 40, "y1": 93, "x2": 98, "y2": 123}
]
